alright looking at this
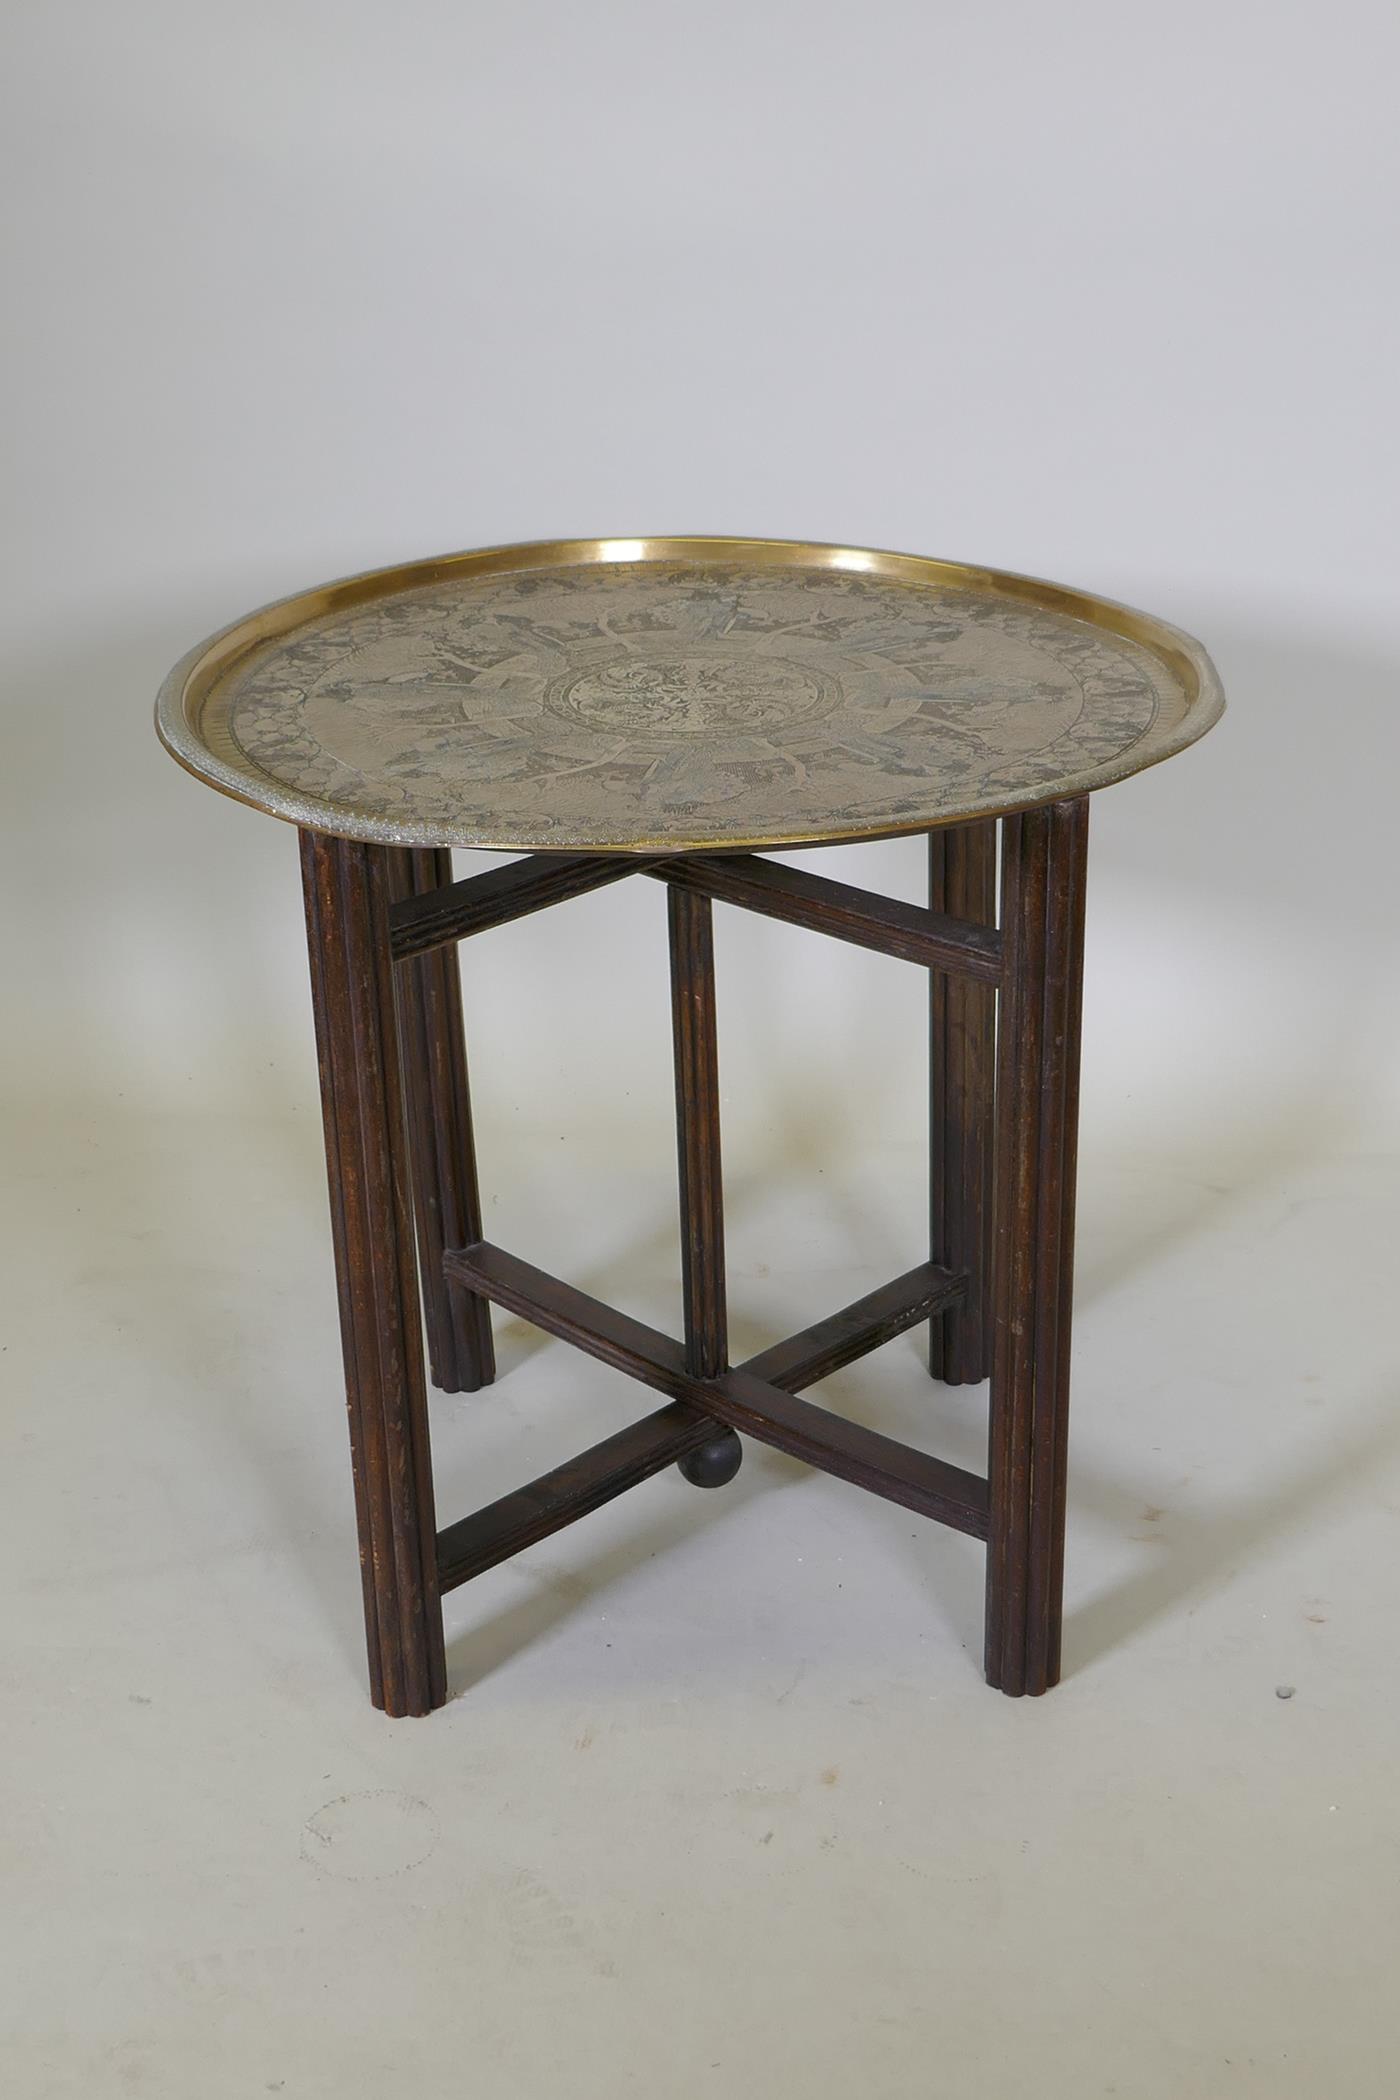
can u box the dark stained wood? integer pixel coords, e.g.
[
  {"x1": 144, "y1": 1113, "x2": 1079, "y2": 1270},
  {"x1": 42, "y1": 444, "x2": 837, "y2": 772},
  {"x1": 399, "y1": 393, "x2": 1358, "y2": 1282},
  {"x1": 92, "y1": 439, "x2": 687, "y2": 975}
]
[
  {"x1": 984, "y1": 799, "x2": 1089, "y2": 1697},
  {"x1": 435, "y1": 1260, "x2": 967, "y2": 1592},
  {"x1": 442, "y1": 1240, "x2": 990, "y2": 1538},
  {"x1": 299, "y1": 829, "x2": 446, "y2": 1717},
  {"x1": 653, "y1": 853, "x2": 1003, "y2": 984},
  {"x1": 388, "y1": 850, "x2": 662, "y2": 961},
  {"x1": 744, "y1": 1261, "x2": 966, "y2": 1392},
  {"x1": 436, "y1": 1402, "x2": 723, "y2": 1592},
  {"x1": 668, "y1": 886, "x2": 727, "y2": 1380},
  {"x1": 928, "y1": 820, "x2": 998, "y2": 1384},
  {"x1": 291, "y1": 798, "x2": 1099, "y2": 1707},
  {"x1": 394, "y1": 845, "x2": 1003, "y2": 981},
  {"x1": 386, "y1": 847, "x2": 495, "y2": 1395}
]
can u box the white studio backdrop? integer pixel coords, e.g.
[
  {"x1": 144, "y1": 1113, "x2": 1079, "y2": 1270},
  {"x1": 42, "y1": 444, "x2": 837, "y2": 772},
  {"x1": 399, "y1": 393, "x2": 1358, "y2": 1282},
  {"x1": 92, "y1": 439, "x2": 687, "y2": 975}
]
[{"x1": 3, "y1": 0, "x2": 1398, "y2": 1188}]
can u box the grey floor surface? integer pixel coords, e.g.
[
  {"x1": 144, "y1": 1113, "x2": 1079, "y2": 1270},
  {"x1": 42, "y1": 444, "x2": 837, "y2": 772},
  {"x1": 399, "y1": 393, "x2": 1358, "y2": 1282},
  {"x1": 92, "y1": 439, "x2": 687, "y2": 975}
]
[{"x1": 4, "y1": 1105, "x2": 1398, "y2": 2097}]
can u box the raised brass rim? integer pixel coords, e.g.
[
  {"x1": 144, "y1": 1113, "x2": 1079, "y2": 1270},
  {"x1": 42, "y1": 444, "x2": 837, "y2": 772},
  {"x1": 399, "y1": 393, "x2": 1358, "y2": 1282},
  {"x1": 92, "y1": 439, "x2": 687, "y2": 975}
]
[{"x1": 154, "y1": 535, "x2": 1225, "y2": 853}]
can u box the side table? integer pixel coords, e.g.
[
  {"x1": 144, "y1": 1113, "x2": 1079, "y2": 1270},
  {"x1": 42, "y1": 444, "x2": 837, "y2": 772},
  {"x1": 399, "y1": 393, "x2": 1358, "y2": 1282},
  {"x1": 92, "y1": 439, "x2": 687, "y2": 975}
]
[{"x1": 157, "y1": 537, "x2": 1223, "y2": 1714}]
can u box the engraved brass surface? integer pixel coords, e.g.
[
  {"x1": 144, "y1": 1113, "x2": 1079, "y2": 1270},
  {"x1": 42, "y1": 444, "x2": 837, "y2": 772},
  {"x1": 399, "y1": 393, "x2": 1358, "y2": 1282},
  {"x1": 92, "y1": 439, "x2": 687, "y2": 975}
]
[{"x1": 155, "y1": 537, "x2": 1224, "y2": 852}]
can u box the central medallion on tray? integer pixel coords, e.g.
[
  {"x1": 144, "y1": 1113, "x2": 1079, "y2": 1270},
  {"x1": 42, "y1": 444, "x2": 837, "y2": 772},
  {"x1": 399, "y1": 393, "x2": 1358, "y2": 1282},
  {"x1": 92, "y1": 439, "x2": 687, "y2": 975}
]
[{"x1": 545, "y1": 643, "x2": 841, "y2": 742}]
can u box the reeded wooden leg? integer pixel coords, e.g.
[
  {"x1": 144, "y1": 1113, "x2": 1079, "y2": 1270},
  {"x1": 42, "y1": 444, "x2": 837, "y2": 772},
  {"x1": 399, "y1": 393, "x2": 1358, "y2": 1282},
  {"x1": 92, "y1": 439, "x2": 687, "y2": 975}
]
[
  {"x1": 386, "y1": 847, "x2": 496, "y2": 1396},
  {"x1": 300, "y1": 831, "x2": 447, "y2": 1717},
  {"x1": 985, "y1": 800, "x2": 1088, "y2": 1696},
  {"x1": 668, "y1": 884, "x2": 742, "y2": 1488},
  {"x1": 929, "y1": 819, "x2": 997, "y2": 1385}
]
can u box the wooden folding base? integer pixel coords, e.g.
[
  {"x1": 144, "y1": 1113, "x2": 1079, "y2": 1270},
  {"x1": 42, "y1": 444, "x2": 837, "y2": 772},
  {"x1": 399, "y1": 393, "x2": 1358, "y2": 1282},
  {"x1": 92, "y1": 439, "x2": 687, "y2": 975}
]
[{"x1": 299, "y1": 804, "x2": 1088, "y2": 1715}]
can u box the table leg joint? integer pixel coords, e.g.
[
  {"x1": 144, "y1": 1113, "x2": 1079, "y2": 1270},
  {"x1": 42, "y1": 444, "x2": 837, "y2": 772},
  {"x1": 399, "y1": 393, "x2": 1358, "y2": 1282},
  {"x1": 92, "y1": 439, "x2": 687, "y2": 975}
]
[{"x1": 441, "y1": 1240, "x2": 990, "y2": 1544}]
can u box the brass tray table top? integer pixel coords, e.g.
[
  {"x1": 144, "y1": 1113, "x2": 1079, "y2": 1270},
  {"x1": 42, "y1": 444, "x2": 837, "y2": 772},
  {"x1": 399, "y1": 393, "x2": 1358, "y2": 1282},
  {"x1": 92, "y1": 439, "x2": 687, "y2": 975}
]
[
  {"x1": 152, "y1": 535, "x2": 1226, "y2": 1714},
  {"x1": 156, "y1": 537, "x2": 1223, "y2": 854}
]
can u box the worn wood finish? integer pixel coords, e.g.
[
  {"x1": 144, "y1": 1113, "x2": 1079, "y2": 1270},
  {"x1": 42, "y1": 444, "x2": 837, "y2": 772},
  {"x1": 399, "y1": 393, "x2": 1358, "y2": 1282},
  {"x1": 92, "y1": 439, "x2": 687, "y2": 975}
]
[
  {"x1": 435, "y1": 1259, "x2": 967, "y2": 1592},
  {"x1": 929, "y1": 820, "x2": 999, "y2": 1385},
  {"x1": 984, "y1": 798, "x2": 1089, "y2": 1697},
  {"x1": 299, "y1": 829, "x2": 446, "y2": 1717},
  {"x1": 386, "y1": 847, "x2": 495, "y2": 1395},
  {"x1": 654, "y1": 853, "x2": 1003, "y2": 984},
  {"x1": 436, "y1": 1402, "x2": 724, "y2": 1592},
  {"x1": 388, "y1": 850, "x2": 662, "y2": 961},
  {"x1": 744, "y1": 1261, "x2": 966, "y2": 1392},
  {"x1": 668, "y1": 886, "x2": 727, "y2": 1380},
  {"x1": 442, "y1": 1240, "x2": 991, "y2": 1537},
  {"x1": 393, "y1": 843, "x2": 1003, "y2": 982},
  {"x1": 298, "y1": 802, "x2": 1094, "y2": 1704}
]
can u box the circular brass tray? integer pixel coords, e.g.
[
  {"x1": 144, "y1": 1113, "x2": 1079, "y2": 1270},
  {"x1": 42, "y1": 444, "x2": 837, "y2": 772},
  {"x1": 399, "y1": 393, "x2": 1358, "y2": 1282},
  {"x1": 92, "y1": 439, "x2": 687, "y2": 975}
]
[{"x1": 155, "y1": 537, "x2": 1224, "y2": 853}]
